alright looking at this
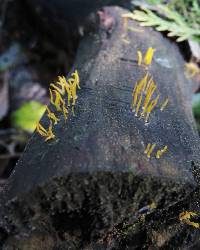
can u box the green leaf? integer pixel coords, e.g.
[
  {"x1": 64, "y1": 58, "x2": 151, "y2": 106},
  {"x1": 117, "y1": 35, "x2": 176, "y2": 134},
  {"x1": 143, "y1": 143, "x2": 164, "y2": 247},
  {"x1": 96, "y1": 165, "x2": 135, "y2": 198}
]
[
  {"x1": 192, "y1": 93, "x2": 200, "y2": 118},
  {"x1": 131, "y1": 4, "x2": 200, "y2": 43},
  {"x1": 11, "y1": 101, "x2": 46, "y2": 133}
]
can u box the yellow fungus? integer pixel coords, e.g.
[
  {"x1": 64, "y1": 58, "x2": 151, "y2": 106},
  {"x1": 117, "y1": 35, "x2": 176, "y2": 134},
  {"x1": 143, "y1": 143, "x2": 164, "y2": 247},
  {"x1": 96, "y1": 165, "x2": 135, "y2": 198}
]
[
  {"x1": 147, "y1": 143, "x2": 156, "y2": 158},
  {"x1": 138, "y1": 73, "x2": 149, "y2": 91},
  {"x1": 142, "y1": 73, "x2": 149, "y2": 92},
  {"x1": 144, "y1": 76, "x2": 154, "y2": 94},
  {"x1": 179, "y1": 211, "x2": 199, "y2": 229},
  {"x1": 49, "y1": 89, "x2": 65, "y2": 112},
  {"x1": 132, "y1": 84, "x2": 140, "y2": 111},
  {"x1": 185, "y1": 62, "x2": 200, "y2": 78},
  {"x1": 72, "y1": 70, "x2": 80, "y2": 89},
  {"x1": 137, "y1": 50, "x2": 142, "y2": 66},
  {"x1": 179, "y1": 211, "x2": 197, "y2": 221},
  {"x1": 141, "y1": 80, "x2": 157, "y2": 117},
  {"x1": 36, "y1": 122, "x2": 48, "y2": 137},
  {"x1": 69, "y1": 81, "x2": 78, "y2": 106},
  {"x1": 36, "y1": 121, "x2": 55, "y2": 141},
  {"x1": 186, "y1": 221, "x2": 200, "y2": 228},
  {"x1": 135, "y1": 93, "x2": 143, "y2": 116},
  {"x1": 156, "y1": 150, "x2": 162, "y2": 159},
  {"x1": 72, "y1": 106, "x2": 75, "y2": 116},
  {"x1": 132, "y1": 73, "x2": 149, "y2": 111},
  {"x1": 145, "y1": 95, "x2": 160, "y2": 123},
  {"x1": 45, "y1": 121, "x2": 55, "y2": 141},
  {"x1": 160, "y1": 98, "x2": 169, "y2": 111},
  {"x1": 46, "y1": 106, "x2": 60, "y2": 125},
  {"x1": 49, "y1": 70, "x2": 80, "y2": 108},
  {"x1": 144, "y1": 47, "x2": 155, "y2": 66},
  {"x1": 62, "y1": 102, "x2": 68, "y2": 121},
  {"x1": 156, "y1": 146, "x2": 167, "y2": 159},
  {"x1": 161, "y1": 145, "x2": 168, "y2": 153},
  {"x1": 149, "y1": 202, "x2": 157, "y2": 209},
  {"x1": 144, "y1": 143, "x2": 151, "y2": 154}
]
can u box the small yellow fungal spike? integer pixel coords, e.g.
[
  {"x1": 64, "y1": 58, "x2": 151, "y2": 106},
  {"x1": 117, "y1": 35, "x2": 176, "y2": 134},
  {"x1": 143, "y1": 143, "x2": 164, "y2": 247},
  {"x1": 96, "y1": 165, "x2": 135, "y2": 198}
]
[
  {"x1": 62, "y1": 102, "x2": 68, "y2": 121},
  {"x1": 147, "y1": 143, "x2": 156, "y2": 158},
  {"x1": 144, "y1": 77, "x2": 154, "y2": 94},
  {"x1": 145, "y1": 95, "x2": 160, "y2": 123},
  {"x1": 160, "y1": 98, "x2": 169, "y2": 111},
  {"x1": 36, "y1": 122, "x2": 48, "y2": 137},
  {"x1": 141, "y1": 80, "x2": 157, "y2": 117},
  {"x1": 72, "y1": 106, "x2": 75, "y2": 116},
  {"x1": 132, "y1": 73, "x2": 149, "y2": 112},
  {"x1": 144, "y1": 47, "x2": 155, "y2": 66},
  {"x1": 144, "y1": 143, "x2": 151, "y2": 154},
  {"x1": 135, "y1": 93, "x2": 143, "y2": 116},
  {"x1": 45, "y1": 121, "x2": 55, "y2": 141},
  {"x1": 49, "y1": 89, "x2": 65, "y2": 112},
  {"x1": 149, "y1": 202, "x2": 157, "y2": 210},
  {"x1": 69, "y1": 81, "x2": 78, "y2": 106},
  {"x1": 131, "y1": 83, "x2": 138, "y2": 109},
  {"x1": 137, "y1": 50, "x2": 142, "y2": 66},
  {"x1": 179, "y1": 211, "x2": 197, "y2": 221},
  {"x1": 185, "y1": 62, "x2": 200, "y2": 78},
  {"x1": 156, "y1": 150, "x2": 161, "y2": 159},
  {"x1": 46, "y1": 106, "x2": 60, "y2": 125},
  {"x1": 132, "y1": 83, "x2": 140, "y2": 110},
  {"x1": 72, "y1": 70, "x2": 80, "y2": 89},
  {"x1": 156, "y1": 145, "x2": 168, "y2": 159},
  {"x1": 36, "y1": 121, "x2": 55, "y2": 141},
  {"x1": 138, "y1": 73, "x2": 149, "y2": 92},
  {"x1": 161, "y1": 145, "x2": 168, "y2": 153},
  {"x1": 179, "y1": 211, "x2": 199, "y2": 228},
  {"x1": 186, "y1": 221, "x2": 200, "y2": 228}
]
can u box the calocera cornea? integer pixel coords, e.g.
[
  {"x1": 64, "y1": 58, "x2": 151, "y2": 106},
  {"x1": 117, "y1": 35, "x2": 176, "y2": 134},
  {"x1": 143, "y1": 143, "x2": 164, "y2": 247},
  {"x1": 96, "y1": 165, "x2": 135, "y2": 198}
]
[
  {"x1": 36, "y1": 120, "x2": 55, "y2": 141},
  {"x1": 36, "y1": 70, "x2": 80, "y2": 141}
]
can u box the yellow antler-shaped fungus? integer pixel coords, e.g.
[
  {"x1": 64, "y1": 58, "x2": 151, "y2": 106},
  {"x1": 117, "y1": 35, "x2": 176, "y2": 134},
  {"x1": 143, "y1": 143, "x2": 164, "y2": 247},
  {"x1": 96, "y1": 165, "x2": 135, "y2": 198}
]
[
  {"x1": 144, "y1": 47, "x2": 155, "y2": 66},
  {"x1": 160, "y1": 98, "x2": 169, "y2": 111},
  {"x1": 36, "y1": 121, "x2": 55, "y2": 141},
  {"x1": 137, "y1": 50, "x2": 142, "y2": 66},
  {"x1": 156, "y1": 145, "x2": 168, "y2": 159},
  {"x1": 49, "y1": 89, "x2": 65, "y2": 112},
  {"x1": 179, "y1": 211, "x2": 199, "y2": 228},
  {"x1": 46, "y1": 106, "x2": 60, "y2": 125},
  {"x1": 136, "y1": 47, "x2": 155, "y2": 67},
  {"x1": 145, "y1": 95, "x2": 160, "y2": 123},
  {"x1": 144, "y1": 143, "x2": 156, "y2": 158}
]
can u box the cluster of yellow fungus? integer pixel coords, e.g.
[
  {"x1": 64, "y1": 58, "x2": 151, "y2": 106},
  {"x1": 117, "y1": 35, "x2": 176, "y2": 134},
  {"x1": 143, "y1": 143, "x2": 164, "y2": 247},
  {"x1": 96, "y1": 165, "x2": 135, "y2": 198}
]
[
  {"x1": 137, "y1": 47, "x2": 155, "y2": 67},
  {"x1": 36, "y1": 121, "x2": 55, "y2": 142},
  {"x1": 131, "y1": 47, "x2": 169, "y2": 159},
  {"x1": 131, "y1": 73, "x2": 160, "y2": 123},
  {"x1": 144, "y1": 143, "x2": 168, "y2": 159},
  {"x1": 36, "y1": 70, "x2": 80, "y2": 141},
  {"x1": 179, "y1": 211, "x2": 199, "y2": 228},
  {"x1": 132, "y1": 47, "x2": 169, "y2": 123},
  {"x1": 184, "y1": 62, "x2": 200, "y2": 79}
]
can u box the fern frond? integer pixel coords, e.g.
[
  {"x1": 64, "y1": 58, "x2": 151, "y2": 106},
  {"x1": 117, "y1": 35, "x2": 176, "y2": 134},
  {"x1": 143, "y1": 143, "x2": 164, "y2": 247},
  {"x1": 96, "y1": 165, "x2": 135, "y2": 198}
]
[{"x1": 131, "y1": 5, "x2": 200, "y2": 42}]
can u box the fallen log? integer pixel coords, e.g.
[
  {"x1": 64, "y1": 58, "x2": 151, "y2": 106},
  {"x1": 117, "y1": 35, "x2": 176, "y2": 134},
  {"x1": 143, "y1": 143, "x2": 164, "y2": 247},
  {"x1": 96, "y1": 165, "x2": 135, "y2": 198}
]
[{"x1": 1, "y1": 6, "x2": 200, "y2": 250}]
